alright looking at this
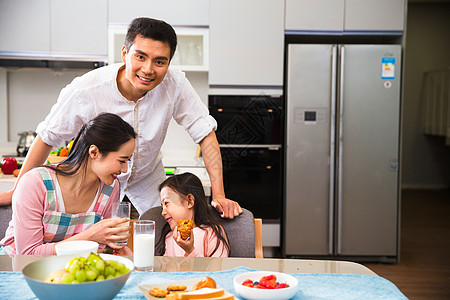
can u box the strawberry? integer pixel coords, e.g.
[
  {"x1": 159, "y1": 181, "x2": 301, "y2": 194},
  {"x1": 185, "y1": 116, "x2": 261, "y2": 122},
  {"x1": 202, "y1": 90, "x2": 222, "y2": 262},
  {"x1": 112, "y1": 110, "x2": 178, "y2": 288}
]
[
  {"x1": 260, "y1": 275, "x2": 276, "y2": 282},
  {"x1": 259, "y1": 279, "x2": 277, "y2": 289},
  {"x1": 275, "y1": 283, "x2": 289, "y2": 289},
  {"x1": 242, "y1": 279, "x2": 254, "y2": 288}
]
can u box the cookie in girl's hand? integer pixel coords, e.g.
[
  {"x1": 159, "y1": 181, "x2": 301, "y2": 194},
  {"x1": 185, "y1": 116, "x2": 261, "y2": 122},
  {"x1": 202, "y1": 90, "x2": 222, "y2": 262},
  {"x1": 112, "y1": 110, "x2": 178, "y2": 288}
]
[{"x1": 177, "y1": 218, "x2": 194, "y2": 240}]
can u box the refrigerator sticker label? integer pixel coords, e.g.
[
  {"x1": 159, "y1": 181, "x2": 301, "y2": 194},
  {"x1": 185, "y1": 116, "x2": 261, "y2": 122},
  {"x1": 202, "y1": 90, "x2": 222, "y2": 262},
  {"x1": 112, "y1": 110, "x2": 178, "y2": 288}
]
[{"x1": 381, "y1": 57, "x2": 395, "y2": 79}]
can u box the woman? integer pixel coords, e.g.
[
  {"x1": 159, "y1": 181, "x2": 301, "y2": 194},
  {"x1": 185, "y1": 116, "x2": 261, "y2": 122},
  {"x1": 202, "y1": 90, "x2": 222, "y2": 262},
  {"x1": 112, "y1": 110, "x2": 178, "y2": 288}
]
[{"x1": 0, "y1": 113, "x2": 136, "y2": 255}]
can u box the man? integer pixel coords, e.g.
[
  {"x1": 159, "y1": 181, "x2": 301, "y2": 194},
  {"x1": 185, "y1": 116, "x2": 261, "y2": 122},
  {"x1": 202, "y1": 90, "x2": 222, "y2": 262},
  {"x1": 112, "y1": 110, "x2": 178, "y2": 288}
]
[{"x1": 0, "y1": 17, "x2": 242, "y2": 219}]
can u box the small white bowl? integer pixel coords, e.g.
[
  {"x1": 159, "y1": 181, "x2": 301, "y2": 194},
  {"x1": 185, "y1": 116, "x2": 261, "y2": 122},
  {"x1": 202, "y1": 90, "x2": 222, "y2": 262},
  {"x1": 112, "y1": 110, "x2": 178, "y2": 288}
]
[
  {"x1": 234, "y1": 271, "x2": 299, "y2": 300},
  {"x1": 55, "y1": 240, "x2": 99, "y2": 257}
]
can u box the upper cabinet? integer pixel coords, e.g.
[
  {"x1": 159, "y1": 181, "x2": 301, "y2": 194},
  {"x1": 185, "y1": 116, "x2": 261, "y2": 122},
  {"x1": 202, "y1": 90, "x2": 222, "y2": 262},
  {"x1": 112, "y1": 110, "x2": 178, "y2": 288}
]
[
  {"x1": 0, "y1": 0, "x2": 107, "y2": 60},
  {"x1": 108, "y1": 0, "x2": 209, "y2": 26},
  {"x1": 107, "y1": 0, "x2": 210, "y2": 71},
  {"x1": 285, "y1": 0, "x2": 345, "y2": 31},
  {"x1": 209, "y1": 0, "x2": 284, "y2": 94},
  {"x1": 285, "y1": 0, "x2": 405, "y2": 32},
  {"x1": 344, "y1": 0, "x2": 405, "y2": 31},
  {"x1": 50, "y1": 0, "x2": 107, "y2": 57},
  {"x1": 0, "y1": 0, "x2": 51, "y2": 53}
]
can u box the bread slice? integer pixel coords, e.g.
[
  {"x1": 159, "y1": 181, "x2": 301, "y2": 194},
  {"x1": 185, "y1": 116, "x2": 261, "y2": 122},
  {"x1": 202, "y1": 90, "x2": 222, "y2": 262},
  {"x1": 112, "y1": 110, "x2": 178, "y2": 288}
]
[
  {"x1": 197, "y1": 292, "x2": 235, "y2": 300},
  {"x1": 179, "y1": 288, "x2": 225, "y2": 299}
]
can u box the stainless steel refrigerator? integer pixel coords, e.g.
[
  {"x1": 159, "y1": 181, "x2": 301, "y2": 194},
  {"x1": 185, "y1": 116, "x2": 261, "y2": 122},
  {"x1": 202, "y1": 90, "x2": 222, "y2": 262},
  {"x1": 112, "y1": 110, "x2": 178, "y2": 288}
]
[{"x1": 284, "y1": 44, "x2": 401, "y2": 262}]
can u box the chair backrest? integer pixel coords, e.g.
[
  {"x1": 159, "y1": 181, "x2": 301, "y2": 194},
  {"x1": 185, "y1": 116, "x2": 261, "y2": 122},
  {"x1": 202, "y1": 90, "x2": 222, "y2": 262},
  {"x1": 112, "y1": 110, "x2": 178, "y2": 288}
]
[
  {"x1": 139, "y1": 205, "x2": 261, "y2": 258},
  {"x1": 0, "y1": 204, "x2": 12, "y2": 240},
  {"x1": 208, "y1": 206, "x2": 256, "y2": 257}
]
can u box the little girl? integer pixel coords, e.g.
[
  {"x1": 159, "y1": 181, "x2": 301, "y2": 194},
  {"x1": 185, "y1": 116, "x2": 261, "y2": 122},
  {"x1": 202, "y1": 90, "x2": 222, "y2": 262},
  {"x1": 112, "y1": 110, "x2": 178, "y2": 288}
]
[{"x1": 158, "y1": 172, "x2": 230, "y2": 257}]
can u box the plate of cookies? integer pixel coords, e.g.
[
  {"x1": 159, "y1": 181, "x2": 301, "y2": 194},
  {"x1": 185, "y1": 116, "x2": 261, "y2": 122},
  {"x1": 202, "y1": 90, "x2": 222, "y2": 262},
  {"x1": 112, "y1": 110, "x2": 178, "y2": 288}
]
[{"x1": 138, "y1": 276, "x2": 235, "y2": 299}]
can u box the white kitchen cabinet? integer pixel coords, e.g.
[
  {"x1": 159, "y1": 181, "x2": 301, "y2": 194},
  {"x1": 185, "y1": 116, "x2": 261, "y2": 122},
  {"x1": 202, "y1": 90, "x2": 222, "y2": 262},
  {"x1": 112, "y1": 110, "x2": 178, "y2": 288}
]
[
  {"x1": 285, "y1": 0, "x2": 405, "y2": 32},
  {"x1": 209, "y1": 0, "x2": 284, "y2": 93},
  {"x1": 50, "y1": 0, "x2": 107, "y2": 57},
  {"x1": 108, "y1": 26, "x2": 209, "y2": 71},
  {"x1": 285, "y1": 0, "x2": 345, "y2": 32},
  {"x1": 0, "y1": 0, "x2": 107, "y2": 59},
  {"x1": 344, "y1": 0, "x2": 405, "y2": 31},
  {"x1": 0, "y1": 0, "x2": 50, "y2": 53},
  {"x1": 108, "y1": 0, "x2": 209, "y2": 26}
]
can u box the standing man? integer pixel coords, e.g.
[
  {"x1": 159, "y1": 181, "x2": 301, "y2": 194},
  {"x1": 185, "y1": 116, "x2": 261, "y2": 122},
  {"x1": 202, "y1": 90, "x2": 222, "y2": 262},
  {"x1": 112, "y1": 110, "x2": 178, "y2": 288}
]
[{"x1": 0, "y1": 17, "x2": 242, "y2": 219}]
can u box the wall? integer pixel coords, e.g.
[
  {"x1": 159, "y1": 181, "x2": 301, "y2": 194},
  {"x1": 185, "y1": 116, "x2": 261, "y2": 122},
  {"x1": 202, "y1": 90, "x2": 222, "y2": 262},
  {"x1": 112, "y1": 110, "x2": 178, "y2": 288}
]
[
  {"x1": 1, "y1": 68, "x2": 206, "y2": 155},
  {"x1": 401, "y1": 3, "x2": 450, "y2": 188}
]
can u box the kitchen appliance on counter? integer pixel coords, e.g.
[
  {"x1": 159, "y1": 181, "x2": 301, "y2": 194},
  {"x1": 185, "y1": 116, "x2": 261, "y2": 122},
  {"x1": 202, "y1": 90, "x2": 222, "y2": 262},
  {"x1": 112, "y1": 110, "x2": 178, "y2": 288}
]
[
  {"x1": 209, "y1": 95, "x2": 283, "y2": 221},
  {"x1": 16, "y1": 131, "x2": 36, "y2": 157},
  {"x1": 284, "y1": 44, "x2": 401, "y2": 262}
]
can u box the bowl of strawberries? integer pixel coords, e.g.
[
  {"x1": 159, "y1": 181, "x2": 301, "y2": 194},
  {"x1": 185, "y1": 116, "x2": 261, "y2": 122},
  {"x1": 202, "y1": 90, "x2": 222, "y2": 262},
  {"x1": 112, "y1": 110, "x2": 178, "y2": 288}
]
[{"x1": 233, "y1": 271, "x2": 298, "y2": 300}]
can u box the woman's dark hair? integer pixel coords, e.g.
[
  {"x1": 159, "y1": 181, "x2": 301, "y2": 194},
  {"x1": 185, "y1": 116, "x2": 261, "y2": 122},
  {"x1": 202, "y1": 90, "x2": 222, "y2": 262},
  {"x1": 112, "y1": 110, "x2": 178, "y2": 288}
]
[
  {"x1": 157, "y1": 173, "x2": 230, "y2": 257},
  {"x1": 45, "y1": 113, "x2": 136, "y2": 177},
  {"x1": 125, "y1": 17, "x2": 177, "y2": 61}
]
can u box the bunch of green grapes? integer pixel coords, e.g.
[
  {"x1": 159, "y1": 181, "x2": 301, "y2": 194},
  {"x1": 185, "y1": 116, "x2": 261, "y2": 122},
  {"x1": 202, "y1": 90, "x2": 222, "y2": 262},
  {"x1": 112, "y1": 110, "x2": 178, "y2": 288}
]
[{"x1": 61, "y1": 252, "x2": 130, "y2": 284}]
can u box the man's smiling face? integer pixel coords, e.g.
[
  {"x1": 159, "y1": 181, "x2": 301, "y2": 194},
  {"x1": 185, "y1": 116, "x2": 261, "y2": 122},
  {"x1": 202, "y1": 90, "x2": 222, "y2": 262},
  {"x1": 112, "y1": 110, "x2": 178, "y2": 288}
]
[{"x1": 121, "y1": 34, "x2": 171, "y2": 98}]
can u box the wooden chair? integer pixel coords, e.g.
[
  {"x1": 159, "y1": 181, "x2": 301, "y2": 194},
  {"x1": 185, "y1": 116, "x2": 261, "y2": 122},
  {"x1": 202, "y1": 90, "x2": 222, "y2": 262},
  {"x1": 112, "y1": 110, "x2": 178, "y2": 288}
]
[
  {"x1": 139, "y1": 206, "x2": 263, "y2": 258},
  {"x1": 254, "y1": 218, "x2": 263, "y2": 258}
]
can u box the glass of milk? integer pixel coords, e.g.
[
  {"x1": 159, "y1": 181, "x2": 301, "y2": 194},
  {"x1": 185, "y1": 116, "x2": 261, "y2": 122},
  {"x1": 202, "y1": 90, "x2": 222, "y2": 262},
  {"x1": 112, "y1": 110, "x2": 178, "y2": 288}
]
[
  {"x1": 133, "y1": 220, "x2": 155, "y2": 272},
  {"x1": 112, "y1": 201, "x2": 131, "y2": 246}
]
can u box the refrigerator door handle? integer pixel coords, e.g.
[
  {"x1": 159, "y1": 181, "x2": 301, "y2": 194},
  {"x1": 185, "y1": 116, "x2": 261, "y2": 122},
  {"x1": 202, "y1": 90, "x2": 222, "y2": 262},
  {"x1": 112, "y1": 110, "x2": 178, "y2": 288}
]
[
  {"x1": 337, "y1": 45, "x2": 345, "y2": 254},
  {"x1": 329, "y1": 45, "x2": 337, "y2": 255}
]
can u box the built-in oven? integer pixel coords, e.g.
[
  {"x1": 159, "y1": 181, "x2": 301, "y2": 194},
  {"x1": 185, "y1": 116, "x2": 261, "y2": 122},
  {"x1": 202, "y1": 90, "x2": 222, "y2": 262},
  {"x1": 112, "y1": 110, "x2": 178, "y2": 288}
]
[{"x1": 209, "y1": 95, "x2": 283, "y2": 221}]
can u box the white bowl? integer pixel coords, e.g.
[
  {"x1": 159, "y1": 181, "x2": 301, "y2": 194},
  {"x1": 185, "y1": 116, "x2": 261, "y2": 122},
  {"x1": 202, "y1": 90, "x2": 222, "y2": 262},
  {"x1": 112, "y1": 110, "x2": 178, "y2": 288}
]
[
  {"x1": 55, "y1": 240, "x2": 99, "y2": 257},
  {"x1": 234, "y1": 271, "x2": 298, "y2": 300},
  {"x1": 22, "y1": 254, "x2": 134, "y2": 300}
]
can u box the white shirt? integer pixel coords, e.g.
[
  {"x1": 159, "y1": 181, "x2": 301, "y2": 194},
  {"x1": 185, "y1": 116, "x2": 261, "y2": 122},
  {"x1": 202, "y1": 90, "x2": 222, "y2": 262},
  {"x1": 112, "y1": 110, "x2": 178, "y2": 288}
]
[{"x1": 36, "y1": 63, "x2": 217, "y2": 214}]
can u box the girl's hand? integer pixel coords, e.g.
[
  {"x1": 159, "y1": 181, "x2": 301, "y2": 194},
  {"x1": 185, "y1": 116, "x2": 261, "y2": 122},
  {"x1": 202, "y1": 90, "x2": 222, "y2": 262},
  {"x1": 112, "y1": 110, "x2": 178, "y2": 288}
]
[
  {"x1": 173, "y1": 226, "x2": 194, "y2": 255},
  {"x1": 83, "y1": 218, "x2": 130, "y2": 249}
]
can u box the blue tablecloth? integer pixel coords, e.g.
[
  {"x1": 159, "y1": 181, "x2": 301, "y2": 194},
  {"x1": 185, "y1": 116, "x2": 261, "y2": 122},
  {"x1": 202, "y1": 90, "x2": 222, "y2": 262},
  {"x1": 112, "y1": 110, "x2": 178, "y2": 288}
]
[{"x1": 0, "y1": 266, "x2": 407, "y2": 299}]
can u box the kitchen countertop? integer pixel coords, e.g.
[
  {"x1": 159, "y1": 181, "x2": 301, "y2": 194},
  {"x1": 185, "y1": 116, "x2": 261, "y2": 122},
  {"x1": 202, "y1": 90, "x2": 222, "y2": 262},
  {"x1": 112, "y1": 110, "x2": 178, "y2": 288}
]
[{"x1": 0, "y1": 150, "x2": 210, "y2": 193}]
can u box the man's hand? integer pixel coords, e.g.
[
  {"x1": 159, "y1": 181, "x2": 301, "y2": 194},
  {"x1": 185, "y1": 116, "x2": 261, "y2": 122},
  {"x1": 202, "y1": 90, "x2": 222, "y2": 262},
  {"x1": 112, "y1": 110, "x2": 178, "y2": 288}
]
[
  {"x1": 0, "y1": 190, "x2": 13, "y2": 206},
  {"x1": 211, "y1": 197, "x2": 242, "y2": 219}
]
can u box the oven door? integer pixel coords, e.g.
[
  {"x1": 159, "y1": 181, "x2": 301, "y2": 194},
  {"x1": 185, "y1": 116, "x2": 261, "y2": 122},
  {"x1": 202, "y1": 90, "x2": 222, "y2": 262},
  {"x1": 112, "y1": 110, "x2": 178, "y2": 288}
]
[
  {"x1": 209, "y1": 95, "x2": 283, "y2": 145},
  {"x1": 220, "y1": 146, "x2": 282, "y2": 221}
]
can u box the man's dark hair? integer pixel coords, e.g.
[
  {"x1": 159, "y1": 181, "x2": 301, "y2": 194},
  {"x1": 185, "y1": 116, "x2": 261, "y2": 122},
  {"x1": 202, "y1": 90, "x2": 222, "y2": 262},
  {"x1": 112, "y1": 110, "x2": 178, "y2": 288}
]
[{"x1": 125, "y1": 17, "x2": 177, "y2": 60}]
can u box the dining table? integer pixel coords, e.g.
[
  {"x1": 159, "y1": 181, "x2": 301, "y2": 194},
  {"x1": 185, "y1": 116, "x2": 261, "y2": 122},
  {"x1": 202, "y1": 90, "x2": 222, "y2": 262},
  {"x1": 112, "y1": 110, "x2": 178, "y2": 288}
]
[{"x1": 0, "y1": 255, "x2": 407, "y2": 299}]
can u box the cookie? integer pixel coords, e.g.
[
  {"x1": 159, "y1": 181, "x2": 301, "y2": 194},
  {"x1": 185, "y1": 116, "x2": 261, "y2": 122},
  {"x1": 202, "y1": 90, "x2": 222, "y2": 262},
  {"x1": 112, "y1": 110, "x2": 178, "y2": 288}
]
[
  {"x1": 167, "y1": 284, "x2": 187, "y2": 291},
  {"x1": 177, "y1": 218, "x2": 194, "y2": 240},
  {"x1": 149, "y1": 287, "x2": 168, "y2": 298}
]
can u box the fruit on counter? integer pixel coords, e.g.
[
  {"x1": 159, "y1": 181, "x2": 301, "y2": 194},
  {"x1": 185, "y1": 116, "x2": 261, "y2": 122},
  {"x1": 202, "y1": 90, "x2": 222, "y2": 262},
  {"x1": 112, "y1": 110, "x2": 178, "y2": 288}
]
[
  {"x1": 59, "y1": 147, "x2": 69, "y2": 157},
  {"x1": 241, "y1": 274, "x2": 289, "y2": 289},
  {"x1": 1, "y1": 157, "x2": 18, "y2": 174},
  {"x1": 13, "y1": 169, "x2": 20, "y2": 177},
  {"x1": 67, "y1": 140, "x2": 74, "y2": 151},
  {"x1": 44, "y1": 269, "x2": 70, "y2": 283},
  {"x1": 43, "y1": 252, "x2": 130, "y2": 284},
  {"x1": 192, "y1": 276, "x2": 217, "y2": 290}
]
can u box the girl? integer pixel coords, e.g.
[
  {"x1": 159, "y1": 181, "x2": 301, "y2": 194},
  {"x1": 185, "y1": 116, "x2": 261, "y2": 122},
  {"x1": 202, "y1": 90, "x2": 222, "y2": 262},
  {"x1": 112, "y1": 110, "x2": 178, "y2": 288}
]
[
  {"x1": 0, "y1": 113, "x2": 136, "y2": 255},
  {"x1": 158, "y1": 173, "x2": 230, "y2": 257}
]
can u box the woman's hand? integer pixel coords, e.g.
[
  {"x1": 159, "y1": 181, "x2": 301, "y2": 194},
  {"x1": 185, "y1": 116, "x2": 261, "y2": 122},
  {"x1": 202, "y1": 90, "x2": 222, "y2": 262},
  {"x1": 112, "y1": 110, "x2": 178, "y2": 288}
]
[
  {"x1": 83, "y1": 218, "x2": 130, "y2": 249},
  {"x1": 173, "y1": 226, "x2": 194, "y2": 255},
  {"x1": 113, "y1": 245, "x2": 133, "y2": 256}
]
